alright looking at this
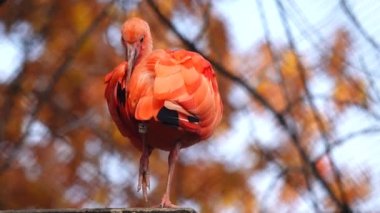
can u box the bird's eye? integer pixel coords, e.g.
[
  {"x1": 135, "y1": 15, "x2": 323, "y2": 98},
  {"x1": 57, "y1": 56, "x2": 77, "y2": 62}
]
[{"x1": 140, "y1": 36, "x2": 144, "y2": 43}]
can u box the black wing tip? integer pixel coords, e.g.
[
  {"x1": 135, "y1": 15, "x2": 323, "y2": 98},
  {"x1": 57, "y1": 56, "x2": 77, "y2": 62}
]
[
  {"x1": 157, "y1": 106, "x2": 200, "y2": 128},
  {"x1": 116, "y1": 82, "x2": 126, "y2": 106},
  {"x1": 157, "y1": 107, "x2": 179, "y2": 127},
  {"x1": 188, "y1": 115, "x2": 199, "y2": 123}
]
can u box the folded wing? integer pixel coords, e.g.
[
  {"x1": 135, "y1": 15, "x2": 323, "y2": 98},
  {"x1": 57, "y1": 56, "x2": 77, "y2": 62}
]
[{"x1": 131, "y1": 49, "x2": 223, "y2": 139}]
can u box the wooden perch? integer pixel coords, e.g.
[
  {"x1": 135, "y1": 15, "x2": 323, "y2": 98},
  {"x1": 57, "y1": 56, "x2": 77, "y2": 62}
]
[{"x1": 0, "y1": 208, "x2": 197, "y2": 213}]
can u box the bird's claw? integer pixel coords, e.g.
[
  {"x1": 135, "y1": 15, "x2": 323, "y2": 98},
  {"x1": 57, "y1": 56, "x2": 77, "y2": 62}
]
[
  {"x1": 159, "y1": 193, "x2": 178, "y2": 208},
  {"x1": 138, "y1": 170, "x2": 150, "y2": 202}
]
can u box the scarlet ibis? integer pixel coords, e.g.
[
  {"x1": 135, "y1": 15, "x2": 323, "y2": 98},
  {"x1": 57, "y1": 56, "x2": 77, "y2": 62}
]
[{"x1": 104, "y1": 17, "x2": 223, "y2": 207}]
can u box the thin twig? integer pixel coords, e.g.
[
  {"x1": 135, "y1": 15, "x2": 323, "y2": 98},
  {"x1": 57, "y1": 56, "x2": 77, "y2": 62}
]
[
  {"x1": 287, "y1": 0, "x2": 380, "y2": 85},
  {"x1": 193, "y1": 1, "x2": 211, "y2": 42},
  {"x1": 315, "y1": 126, "x2": 380, "y2": 163},
  {"x1": 358, "y1": 56, "x2": 380, "y2": 104},
  {"x1": 275, "y1": 0, "x2": 351, "y2": 211},
  {"x1": 340, "y1": 0, "x2": 380, "y2": 54},
  {"x1": 255, "y1": 0, "x2": 321, "y2": 211}
]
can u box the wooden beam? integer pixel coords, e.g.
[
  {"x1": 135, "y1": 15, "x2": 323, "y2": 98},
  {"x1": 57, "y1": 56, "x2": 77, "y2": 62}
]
[{"x1": 0, "y1": 208, "x2": 197, "y2": 213}]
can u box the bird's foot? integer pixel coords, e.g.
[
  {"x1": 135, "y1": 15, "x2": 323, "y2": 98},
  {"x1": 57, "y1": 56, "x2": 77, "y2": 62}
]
[
  {"x1": 159, "y1": 193, "x2": 178, "y2": 208},
  {"x1": 137, "y1": 169, "x2": 150, "y2": 202},
  {"x1": 137, "y1": 149, "x2": 150, "y2": 202}
]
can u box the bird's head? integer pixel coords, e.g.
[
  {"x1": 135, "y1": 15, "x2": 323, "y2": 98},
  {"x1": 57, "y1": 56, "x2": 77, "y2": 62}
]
[{"x1": 121, "y1": 17, "x2": 153, "y2": 82}]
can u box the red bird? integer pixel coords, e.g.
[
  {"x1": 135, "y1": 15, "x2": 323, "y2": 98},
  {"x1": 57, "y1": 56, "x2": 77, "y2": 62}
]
[{"x1": 104, "y1": 17, "x2": 223, "y2": 207}]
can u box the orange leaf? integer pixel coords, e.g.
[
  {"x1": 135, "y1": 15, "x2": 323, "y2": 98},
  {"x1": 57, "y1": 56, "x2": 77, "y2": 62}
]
[
  {"x1": 333, "y1": 77, "x2": 367, "y2": 111},
  {"x1": 256, "y1": 80, "x2": 287, "y2": 112},
  {"x1": 326, "y1": 29, "x2": 351, "y2": 75}
]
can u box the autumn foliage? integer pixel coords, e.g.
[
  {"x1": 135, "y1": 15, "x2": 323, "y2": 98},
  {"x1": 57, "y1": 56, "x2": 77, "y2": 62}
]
[{"x1": 0, "y1": 0, "x2": 377, "y2": 212}]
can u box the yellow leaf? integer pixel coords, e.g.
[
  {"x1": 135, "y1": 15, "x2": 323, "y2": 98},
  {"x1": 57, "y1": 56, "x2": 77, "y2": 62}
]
[
  {"x1": 72, "y1": 2, "x2": 92, "y2": 33},
  {"x1": 159, "y1": 0, "x2": 175, "y2": 18},
  {"x1": 333, "y1": 77, "x2": 367, "y2": 111},
  {"x1": 299, "y1": 107, "x2": 330, "y2": 142},
  {"x1": 280, "y1": 50, "x2": 299, "y2": 78},
  {"x1": 256, "y1": 80, "x2": 287, "y2": 112},
  {"x1": 280, "y1": 50, "x2": 310, "y2": 100}
]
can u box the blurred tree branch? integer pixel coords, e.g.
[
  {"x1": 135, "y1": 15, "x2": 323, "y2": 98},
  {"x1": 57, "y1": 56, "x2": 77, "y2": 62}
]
[
  {"x1": 255, "y1": 0, "x2": 320, "y2": 211},
  {"x1": 255, "y1": 143, "x2": 320, "y2": 211},
  {"x1": 0, "y1": 0, "x2": 115, "y2": 174},
  {"x1": 0, "y1": 2, "x2": 58, "y2": 142},
  {"x1": 341, "y1": 0, "x2": 380, "y2": 54},
  {"x1": 316, "y1": 126, "x2": 380, "y2": 163},
  {"x1": 193, "y1": 1, "x2": 211, "y2": 42},
  {"x1": 358, "y1": 56, "x2": 380, "y2": 104},
  {"x1": 275, "y1": 0, "x2": 351, "y2": 211},
  {"x1": 287, "y1": 0, "x2": 380, "y2": 103}
]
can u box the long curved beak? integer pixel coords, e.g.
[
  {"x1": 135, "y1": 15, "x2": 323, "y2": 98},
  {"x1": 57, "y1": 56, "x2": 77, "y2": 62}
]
[{"x1": 125, "y1": 43, "x2": 140, "y2": 83}]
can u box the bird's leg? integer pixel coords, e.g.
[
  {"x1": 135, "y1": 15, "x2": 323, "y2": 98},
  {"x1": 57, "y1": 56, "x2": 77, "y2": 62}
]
[
  {"x1": 160, "y1": 142, "x2": 181, "y2": 208},
  {"x1": 137, "y1": 122, "x2": 152, "y2": 202}
]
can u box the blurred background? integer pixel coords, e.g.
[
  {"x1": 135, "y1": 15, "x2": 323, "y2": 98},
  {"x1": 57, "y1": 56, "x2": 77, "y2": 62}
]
[{"x1": 1, "y1": 0, "x2": 380, "y2": 212}]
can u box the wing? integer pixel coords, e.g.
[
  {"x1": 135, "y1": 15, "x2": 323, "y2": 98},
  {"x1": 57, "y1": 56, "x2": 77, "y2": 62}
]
[
  {"x1": 130, "y1": 49, "x2": 223, "y2": 139},
  {"x1": 104, "y1": 62, "x2": 140, "y2": 144}
]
